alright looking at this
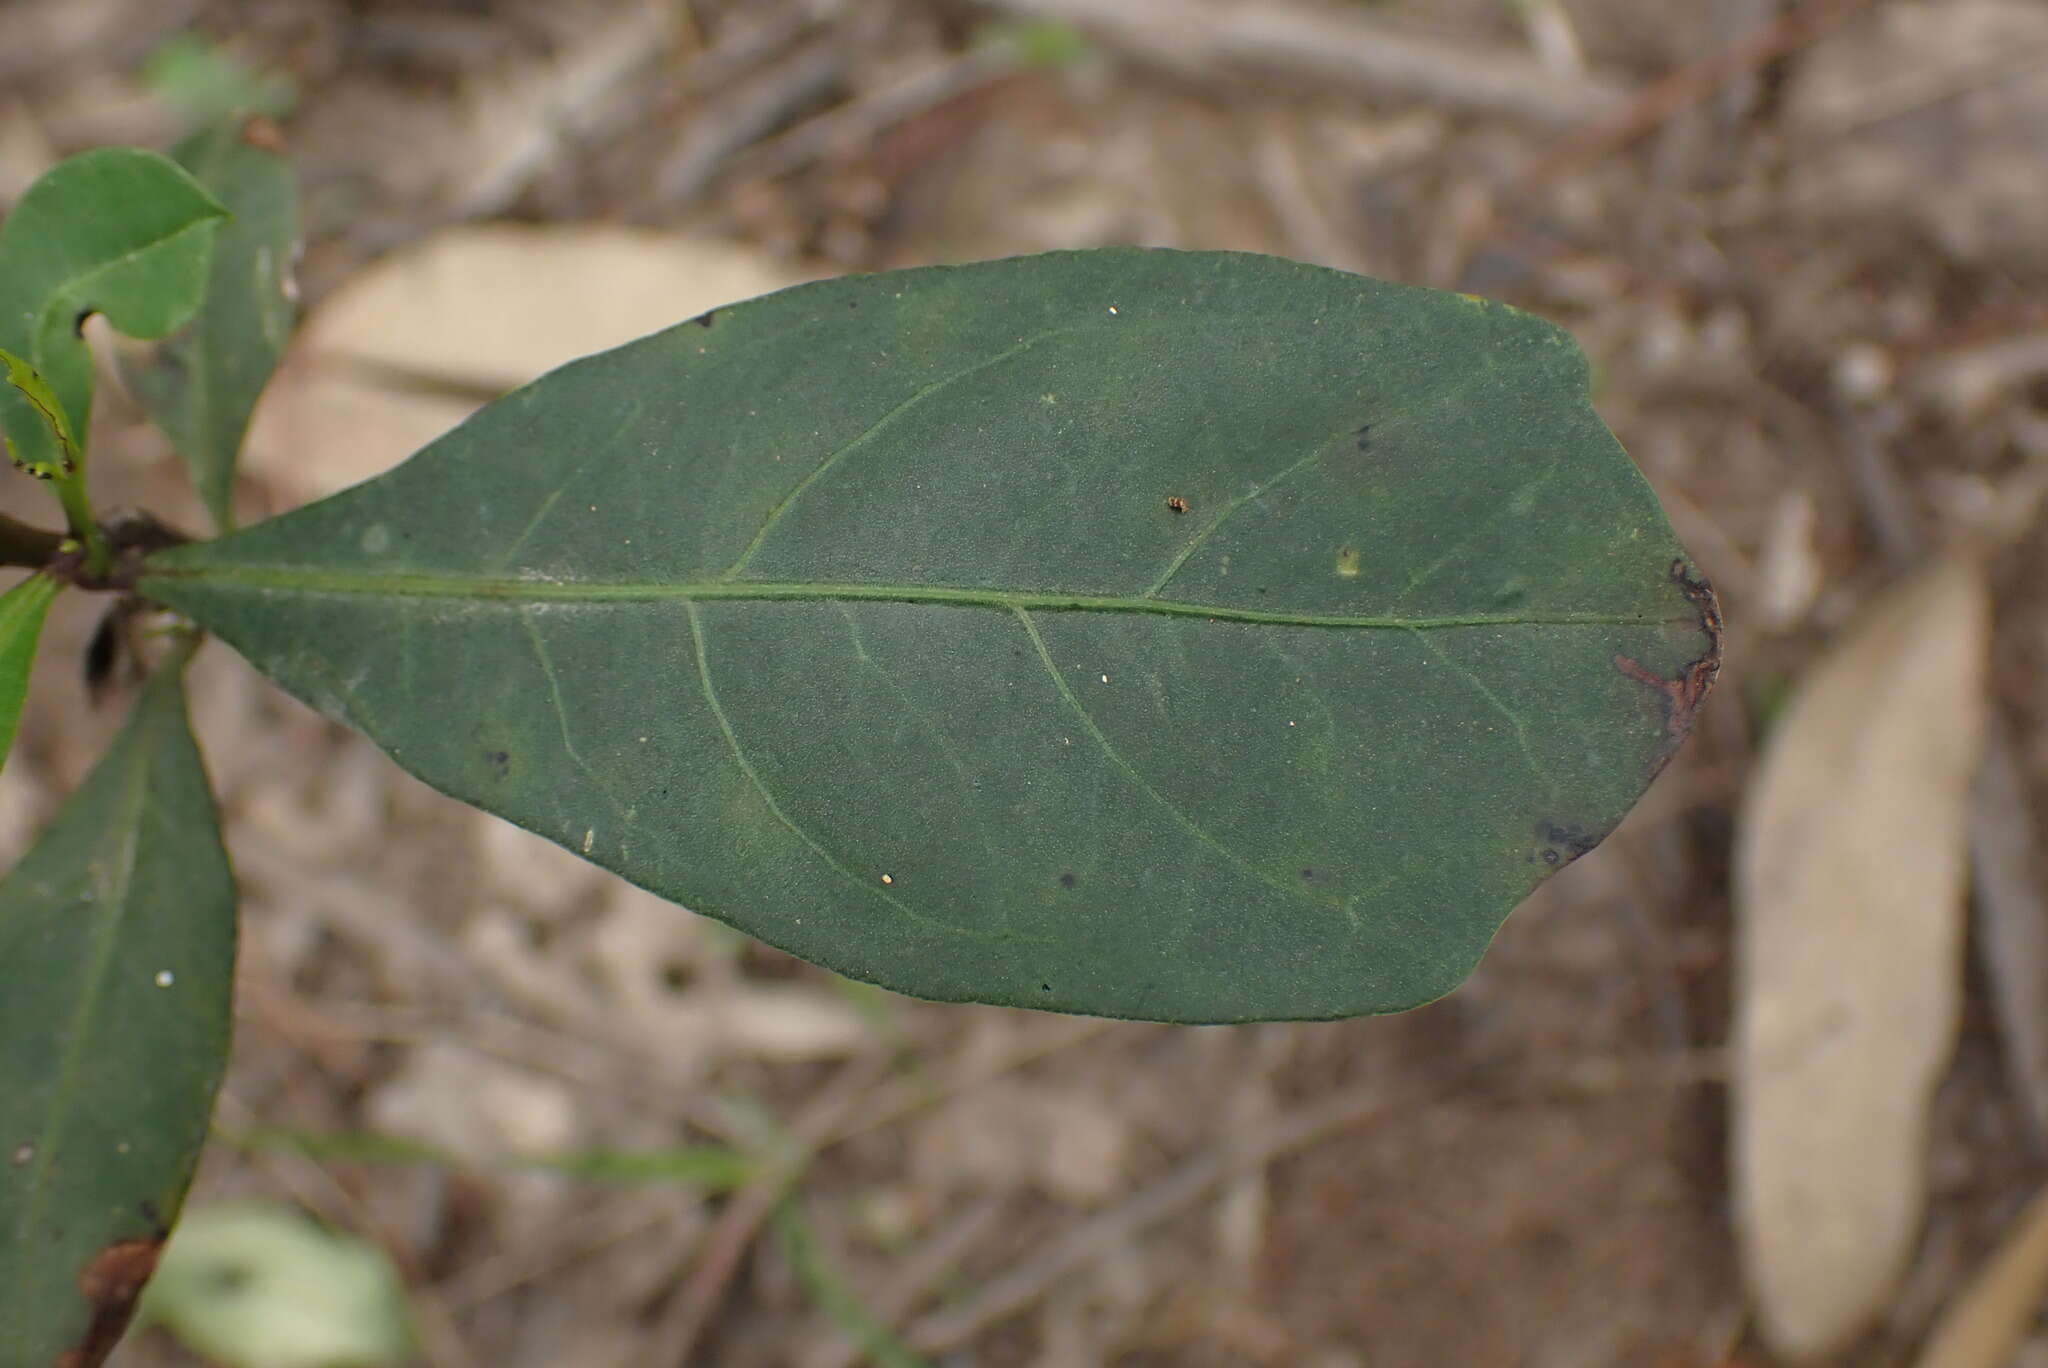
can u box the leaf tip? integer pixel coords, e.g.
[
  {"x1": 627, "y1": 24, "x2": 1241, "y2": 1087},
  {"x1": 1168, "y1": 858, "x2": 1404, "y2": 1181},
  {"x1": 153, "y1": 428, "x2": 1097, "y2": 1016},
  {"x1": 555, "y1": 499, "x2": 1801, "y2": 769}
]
[{"x1": 55, "y1": 1234, "x2": 167, "y2": 1368}]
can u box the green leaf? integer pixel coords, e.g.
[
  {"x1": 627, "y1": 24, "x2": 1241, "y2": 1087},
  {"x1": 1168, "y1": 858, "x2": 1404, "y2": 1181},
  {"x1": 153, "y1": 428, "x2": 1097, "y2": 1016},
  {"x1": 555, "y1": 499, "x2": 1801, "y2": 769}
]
[
  {"x1": 0, "y1": 573, "x2": 58, "y2": 770},
  {"x1": 0, "y1": 148, "x2": 227, "y2": 477},
  {"x1": 137, "y1": 1202, "x2": 410, "y2": 1368},
  {"x1": 0, "y1": 348, "x2": 80, "y2": 478},
  {"x1": 127, "y1": 121, "x2": 300, "y2": 531},
  {"x1": 140, "y1": 249, "x2": 1720, "y2": 1023},
  {"x1": 0, "y1": 640, "x2": 236, "y2": 1366},
  {"x1": 143, "y1": 35, "x2": 298, "y2": 126}
]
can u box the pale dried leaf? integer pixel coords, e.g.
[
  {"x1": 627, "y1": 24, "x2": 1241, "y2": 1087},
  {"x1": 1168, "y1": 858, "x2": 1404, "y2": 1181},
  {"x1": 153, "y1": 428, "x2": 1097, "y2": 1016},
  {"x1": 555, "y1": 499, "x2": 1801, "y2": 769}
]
[
  {"x1": 1735, "y1": 556, "x2": 1991, "y2": 1361},
  {"x1": 1915, "y1": 1181, "x2": 2048, "y2": 1368},
  {"x1": 368, "y1": 1038, "x2": 582, "y2": 1159},
  {"x1": 242, "y1": 225, "x2": 815, "y2": 503},
  {"x1": 299, "y1": 223, "x2": 814, "y2": 391}
]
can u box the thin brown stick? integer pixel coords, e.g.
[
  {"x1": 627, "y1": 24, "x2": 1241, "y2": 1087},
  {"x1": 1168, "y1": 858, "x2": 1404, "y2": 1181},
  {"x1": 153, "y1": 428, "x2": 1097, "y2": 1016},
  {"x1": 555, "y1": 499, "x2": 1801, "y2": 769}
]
[
  {"x1": 972, "y1": 0, "x2": 1626, "y2": 126},
  {"x1": 1523, "y1": 0, "x2": 1880, "y2": 185},
  {"x1": 0, "y1": 510, "x2": 64, "y2": 570},
  {"x1": 904, "y1": 1077, "x2": 1393, "y2": 1353},
  {"x1": 648, "y1": 1052, "x2": 893, "y2": 1366}
]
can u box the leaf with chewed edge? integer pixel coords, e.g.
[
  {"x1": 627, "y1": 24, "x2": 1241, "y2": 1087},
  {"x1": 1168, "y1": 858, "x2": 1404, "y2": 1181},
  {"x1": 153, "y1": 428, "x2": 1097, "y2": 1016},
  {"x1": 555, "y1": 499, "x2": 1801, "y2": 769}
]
[{"x1": 0, "y1": 148, "x2": 225, "y2": 479}]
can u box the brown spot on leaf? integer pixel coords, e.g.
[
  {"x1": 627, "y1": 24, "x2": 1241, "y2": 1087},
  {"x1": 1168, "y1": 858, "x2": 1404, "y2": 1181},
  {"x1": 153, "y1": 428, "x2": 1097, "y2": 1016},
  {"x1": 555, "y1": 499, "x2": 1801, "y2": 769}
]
[
  {"x1": 239, "y1": 115, "x2": 287, "y2": 154},
  {"x1": 57, "y1": 1236, "x2": 164, "y2": 1368},
  {"x1": 1059, "y1": 872, "x2": 1077, "y2": 888},
  {"x1": 692, "y1": 308, "x2": 719, "y2": 328},
  {"x1": 1614, "y1": 561, "x2": 1724, "y2": 778},
  {"x1": 1165, "y1": 496, "x2": 1188, "y2": 514}
]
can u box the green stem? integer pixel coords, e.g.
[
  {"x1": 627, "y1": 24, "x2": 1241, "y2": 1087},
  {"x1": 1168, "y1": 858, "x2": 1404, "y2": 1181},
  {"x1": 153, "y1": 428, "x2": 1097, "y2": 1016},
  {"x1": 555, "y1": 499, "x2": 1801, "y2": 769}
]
[
  {"x1": 48, "y1": 471, "x2": 109, "y2": 578},
  {"x1": 0, "y1": 510, "x2": 64, "y2": 569}
]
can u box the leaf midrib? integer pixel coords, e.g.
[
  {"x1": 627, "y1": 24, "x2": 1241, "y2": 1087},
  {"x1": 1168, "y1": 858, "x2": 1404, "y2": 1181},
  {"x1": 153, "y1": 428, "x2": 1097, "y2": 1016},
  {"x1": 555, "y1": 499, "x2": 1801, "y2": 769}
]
[
  {"x1": 6, "y1": 691, "x2": 161, "y2": 1316},
  {"x1": 143, "y1": 566, "x2": 1685, "y2": 631}
]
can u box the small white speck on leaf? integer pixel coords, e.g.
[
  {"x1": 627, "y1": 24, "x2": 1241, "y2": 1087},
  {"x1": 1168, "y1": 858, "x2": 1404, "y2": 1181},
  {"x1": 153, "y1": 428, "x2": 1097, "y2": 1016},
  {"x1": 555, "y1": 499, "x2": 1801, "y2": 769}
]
[
  {"x1": 1101, "y1": 674, "x2": 1110, "y2": 683},
  {"x1": 1108, "y1": 305, "x2": 1119, "y2": 315},
  {"x1": 581, "y1": 829, "x2": 594, "y2": 854},
  {"x1": 116, "y1": 1141, "x2": 130, "y2": 1154},
  {"x1": 155, "y1": 970, "x2": 175, "y2": 987},
  {"x1": 10, "y1": 1144, "x2": 31, "y2": 1166},
  {"x1": 880, "y1": 874, "x2": 894, "y2": 885}
]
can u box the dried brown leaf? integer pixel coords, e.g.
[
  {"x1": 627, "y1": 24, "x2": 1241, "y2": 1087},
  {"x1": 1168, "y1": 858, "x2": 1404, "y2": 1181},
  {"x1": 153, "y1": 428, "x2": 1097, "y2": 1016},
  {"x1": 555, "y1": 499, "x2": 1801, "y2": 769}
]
[
  {"x1": 1734, "y1": 555, "x2": 1990, "y2": 1361},
  {"x1": 1915, "y1": 1180, "x2": 2048, "y2": 1368}
]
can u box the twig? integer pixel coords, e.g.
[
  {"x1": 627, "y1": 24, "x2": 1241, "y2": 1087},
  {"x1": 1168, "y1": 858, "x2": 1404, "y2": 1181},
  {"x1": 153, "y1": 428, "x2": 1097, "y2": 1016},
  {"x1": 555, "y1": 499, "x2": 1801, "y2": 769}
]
[
  {"x1": 648, "y1": 39, "x2": 847, "y2": 208},
  {"x1": 212, "y1": 1092, "x2": 477, "y2": 1368},
  {"x1": 1972, "y1": 731, "x2": 2048, "y2": 1151},
  {"x1": 446, "y1": 0, "x2": 680, "y2": 219},
  {"x1": 0, "y1": 510, "x2": 63, "y2": 569},
  {"x1": 723, "y1": 45, "x2": 1024, "y2": 186},
  {"x1": 648, "y1": 1051, "x2": 892, "y2": 1365},
  {"x1": 1523, "y1": 0, "x2": 1880, "y2": 185},
  {"x1": 971, "y1": 0, "x2": 1627, "y2": 126},
  {"x1": 828, "y1": 1015, "x2": 1121, "y2": 1145},
  {"x1": 802, "y1": 1195, "x2": 1007, "y2": 1368},
  {"x1": 904, "y1": 1078, "x2": 1394, "y2": 1353}
]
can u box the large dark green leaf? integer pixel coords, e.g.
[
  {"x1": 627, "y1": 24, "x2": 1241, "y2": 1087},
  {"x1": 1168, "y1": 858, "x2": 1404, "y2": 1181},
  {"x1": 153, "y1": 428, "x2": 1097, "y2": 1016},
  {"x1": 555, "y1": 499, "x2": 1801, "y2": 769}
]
[
  {"x1": 0, "y1": 573, "x2": 58, "y2": 772},
  {"x1": 128, "y1": 121, "x2": 300, "y2": 531},
  {"x1": 0, "y1": 641, "x2": 236, "y2": 1366},
  {"x1": 0, "y1": 148, "x2": 226, "y2": 476},
  {"x1": 141, "y1": 249, "x2": 1718, "y2": 1022}
]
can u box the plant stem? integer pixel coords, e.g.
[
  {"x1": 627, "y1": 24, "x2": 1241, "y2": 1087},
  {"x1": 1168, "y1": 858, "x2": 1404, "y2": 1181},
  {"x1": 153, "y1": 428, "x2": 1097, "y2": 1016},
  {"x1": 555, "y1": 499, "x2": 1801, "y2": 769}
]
[
  {"x1": 48, "y1": 471, "x2": 110, "y2": 578},
  {"x1": 0, "y1": 510, "x2": 64, "y2": 569}
]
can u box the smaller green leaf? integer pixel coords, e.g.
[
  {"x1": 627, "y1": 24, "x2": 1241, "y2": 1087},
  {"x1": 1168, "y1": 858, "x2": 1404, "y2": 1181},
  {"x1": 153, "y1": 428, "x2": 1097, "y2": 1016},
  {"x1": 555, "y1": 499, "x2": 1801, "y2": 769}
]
[
  {"x1": 143, "y1": 35, "x2": 298, "y2": 126},
  {"x1": 128, "y1": 121, "x2": 300, "y2": 532},
  {"x1": 0, "y1": 348, "x2": 79, "y2": 478},
  {"x1": 0, "y1": 640, "x2": 236, "y2": 1367},
  {"x1": 0, "y1": 148, "x2": 227, "y2": 478},
  {"x1": 0, "y1": 572, "x2": 59, "y2": 771},
  {"x1": 137, "y1": 1202, "x2": 411, "y2": 1368}
]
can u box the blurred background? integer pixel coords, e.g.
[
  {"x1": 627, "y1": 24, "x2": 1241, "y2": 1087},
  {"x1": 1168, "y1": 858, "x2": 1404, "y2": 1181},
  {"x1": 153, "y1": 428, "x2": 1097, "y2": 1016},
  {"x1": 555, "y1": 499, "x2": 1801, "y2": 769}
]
[{"x1": 2, "y1": 0, "x2": 2046, "y2": 1364}]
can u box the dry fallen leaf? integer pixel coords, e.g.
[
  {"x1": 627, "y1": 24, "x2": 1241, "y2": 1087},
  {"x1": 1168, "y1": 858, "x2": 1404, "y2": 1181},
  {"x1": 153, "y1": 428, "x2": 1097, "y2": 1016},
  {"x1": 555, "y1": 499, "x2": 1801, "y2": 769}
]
[
  {"x1": 243, "y1": 224, "x2": 817, "y2": 504},
  {"x1": 1733, "y1": 555, "x2": 1990, "y2": 1362},
  {"x1": 1915, "y1": 1179, "x2": 2048, "y2": 1368}
]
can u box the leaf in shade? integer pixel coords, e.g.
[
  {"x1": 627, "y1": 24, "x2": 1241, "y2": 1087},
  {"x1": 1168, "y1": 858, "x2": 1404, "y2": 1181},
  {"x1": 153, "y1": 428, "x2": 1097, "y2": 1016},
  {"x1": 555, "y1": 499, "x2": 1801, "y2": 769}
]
[
  {"x1": 0, "y1": 642, "x2": 236, "y2": 1367},
  {"x1": 0, "y1": 572, "x2": 58, "y2": 771},
  {"x1": 128, "y1": 120, "x2": 299, "y2": 531},
  {"x1": 0, "y1": 148, "x2": 226, "y2": 477},
  {"x1": 141, "y1": 249, "x2": 1718, "y2": 1023}
]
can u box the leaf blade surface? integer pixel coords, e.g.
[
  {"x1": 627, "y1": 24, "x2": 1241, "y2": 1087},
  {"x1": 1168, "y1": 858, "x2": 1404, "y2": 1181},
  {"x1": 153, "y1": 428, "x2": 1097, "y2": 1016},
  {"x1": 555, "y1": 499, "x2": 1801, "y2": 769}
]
[
  {"x1": 142, "y1": 249, "x2": 1714, "y2": 1021},
  {"x1": 128, "y1": 121, "x2": 300, "y2": 531},
  {"x1": 0, "y1": 643, "x2": 236, "y2": 1365},
  {"x1": 0, "y1": 572, "x2": 58, "y2": 771}
]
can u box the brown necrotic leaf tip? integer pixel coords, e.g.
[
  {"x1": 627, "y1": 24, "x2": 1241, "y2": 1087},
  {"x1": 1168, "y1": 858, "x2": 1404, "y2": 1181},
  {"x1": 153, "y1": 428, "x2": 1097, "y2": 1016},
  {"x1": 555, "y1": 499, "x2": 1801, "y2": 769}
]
[
  {"x1": 1612, "y1": 559, "x2": 1724, "y2": 777},
  {"x1": 56, "y1": 1236, "x2": 164, "y2": 1368}
]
